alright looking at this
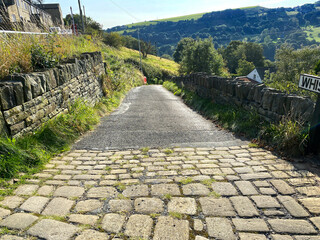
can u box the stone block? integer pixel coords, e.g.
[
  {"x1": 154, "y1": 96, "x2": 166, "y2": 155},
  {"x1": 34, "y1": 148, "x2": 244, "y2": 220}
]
[
  {"x1": 0, "y1": 84, "x2": 15, "y2": 110},
  {"x1": 0, "y1": 111, "x2": 8, "y2": 136},
  {"x1": 154, "y1": 216, "x2": 189, "y2": 240},
  {"x1": 27, "y1": 219, "x2": 79, "y2": 240}
]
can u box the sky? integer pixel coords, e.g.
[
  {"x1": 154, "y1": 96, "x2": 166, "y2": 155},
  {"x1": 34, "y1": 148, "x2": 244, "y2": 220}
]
[{"x1": 44, "y1": 0, "x2": 319, "y2": 29}]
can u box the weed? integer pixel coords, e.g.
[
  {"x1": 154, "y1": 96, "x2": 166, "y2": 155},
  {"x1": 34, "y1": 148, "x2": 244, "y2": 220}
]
[
  {"x1": 105, "y1": 166, "x2": 112, "y2": 172},
  {"x1": 169, "y1": 212, "x2": 184, "y2": 219},
  {"x1": 163, "y1": 149, "x2": 174, "y2": 155},
  {"x1": 201, "y1": 179, "x2": 216, "y2": 186},
  {"x1": 150, "y1": 213, "x2": 161, "y2": 218},
  {"x1": 179, "y1": 177, "x2": 194, "y2": 185},
  {"x1": 141, "y1": 147, "x2": 150, "y2": 154},
  {"x1": 248, "y1": 143, "x2": 259, "y2": 148},
  {"x1": 208, "y1": 191, "x2": 221, "y2": 198},
  {"x1": 41, "y1": 215, "x2": 67, "y2": 222},
  {"x1": 163, "y1": 194, "x2": 172, "y2": 200},
  {"x1": 114, "y1": 182, "x2": 126, "y2": 191}
]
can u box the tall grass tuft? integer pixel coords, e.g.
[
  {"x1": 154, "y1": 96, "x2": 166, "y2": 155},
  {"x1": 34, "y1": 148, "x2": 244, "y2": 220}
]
[{"x1": 0, "y1": 33, "x2": 102, "y2": 79}]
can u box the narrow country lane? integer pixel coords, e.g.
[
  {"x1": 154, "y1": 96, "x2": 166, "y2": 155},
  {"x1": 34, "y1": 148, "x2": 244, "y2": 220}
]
[
  {"x1": 0, "y1": 86, "x2": 320, "y2": 240},
  {"x1": 73, "y1": 85, "x2": 247, "y2": 150}
]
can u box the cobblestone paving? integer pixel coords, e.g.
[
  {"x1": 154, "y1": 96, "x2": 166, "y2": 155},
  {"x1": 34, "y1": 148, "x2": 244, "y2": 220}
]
[{"x1": 0, "y1": 146, "x2": 320, "y2": 239}]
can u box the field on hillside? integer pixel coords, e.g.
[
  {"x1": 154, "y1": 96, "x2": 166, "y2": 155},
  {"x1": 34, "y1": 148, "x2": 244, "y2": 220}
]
[
  {"x1": 103, "y1": 46, "x2": 179, "y2": 75},
  {"x1": 124, "y1": 12, "x2": 206, "y2": 29},
  {"x1": 305, "y1": 26, "x2": 320, "y2": 42}
]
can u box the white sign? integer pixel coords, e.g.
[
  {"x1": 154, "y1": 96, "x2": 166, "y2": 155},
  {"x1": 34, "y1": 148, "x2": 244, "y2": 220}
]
[{"x1": 299, "y1": 74, "x2": 320, "y2": 94}]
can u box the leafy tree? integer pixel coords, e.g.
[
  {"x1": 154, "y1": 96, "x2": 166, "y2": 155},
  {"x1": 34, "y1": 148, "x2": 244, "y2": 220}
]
[
  {"x1": 236, "y1": 42, "x2": 265, "y2": 68},
  {"x1": 64, "y1": 14, "x2": 103, "y2": 35},
  {"x1": 179, "y1": 37, "x2": 225, "y2": 75},
  {"x1": 274, "y1": 44, "x2": 320, "y2": 82},
  {"x1": 220, "y1": 41, "x2": 264, "y2": 74},
  {"x1": 173, "y1": 38, "x2": 195, "y2": 63},
  {"x1": 220, "y1": 40, "x2": 243, "y2": 73},
  {"x1": 236, "y1": 58, "x2": 255, "y2": 76}
]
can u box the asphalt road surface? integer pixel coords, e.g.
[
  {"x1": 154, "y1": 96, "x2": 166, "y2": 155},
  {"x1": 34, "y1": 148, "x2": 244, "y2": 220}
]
[{"x1": 73, "y1": 85, "x2": 248, "y2": 150}]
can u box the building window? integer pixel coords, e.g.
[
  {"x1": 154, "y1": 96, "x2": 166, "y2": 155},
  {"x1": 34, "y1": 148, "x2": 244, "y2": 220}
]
[
  {"x1": 253, "y1": 74, "x2": 256, "y2": 80},
  {"x1": 12, "y1": 14, "x2": 16, "y2": 22}
]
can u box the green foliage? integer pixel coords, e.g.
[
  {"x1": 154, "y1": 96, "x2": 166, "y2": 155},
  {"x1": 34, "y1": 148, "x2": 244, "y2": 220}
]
[
  {"x1": 161, "y1": 54, "x2": 173, "y2": 60},
  {"x1": 163, "y1": 81, "x2": 309, "y2": 157},
  {"x1": 110, "y1": 2, "x2": 320, "y2": 58},
  {"x1": 221, "y1": 41, "x2": 264, "y2": 74},
  {"x1": 179, "y1": 38, "x2": 225, "y2": 75},
  {"x1": 169, "y1": 212, "x2": 184, "y2": 219},
  {"x1": 179, "y1": 177, "x2": 194, "y2": 184},
  {"x1": 236, "y1": 58, "x2": 255, "y2": 76},
  {"x1": 64, "y1": 14, "x2": 103, "y2": 36},
  {"x1": 30, "y1": 43, "x2": 58, "y2": 70},
  {"x1": 103, "y1": 32, "x2": 123, "y2": 49},
  {"x1": 265, "y1": 44, "x2": 320, "y2": 99},
  {"x1": 0, "y1": 50, "x2": 144, "y2": 180},
  {"x1": 173, "y1": 38, "x2": 195, "y2": 63},
  {"x1": 260, "y1": 118, "x2": 309, "y2": 156}
]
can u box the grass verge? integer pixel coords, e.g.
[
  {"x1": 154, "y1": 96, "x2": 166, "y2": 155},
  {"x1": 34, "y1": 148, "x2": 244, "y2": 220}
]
[{"x1": 163, "y1": 81, "x2": 309, "y2": 157}]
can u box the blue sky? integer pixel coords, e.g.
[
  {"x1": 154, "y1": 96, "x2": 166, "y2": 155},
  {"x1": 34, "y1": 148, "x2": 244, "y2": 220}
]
[{"x1": 45, "y1": 0, "x2": 318, "y2": 29}]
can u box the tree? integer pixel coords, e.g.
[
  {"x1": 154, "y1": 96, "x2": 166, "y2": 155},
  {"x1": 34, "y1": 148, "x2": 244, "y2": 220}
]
[
  {"x1": 220, "y1": 40, "x2": 243, "y2": 74},
  {"x1": 236, "y1": 58, "x2": 255, "y2": 76},
  {"x1": 236, "y1": 42, "x2": 265, "y2": 68},
  {"x1": 274, "y1": 44, "x2": 320, "y2": 82},
  {"x1": 140, "y1": 41, "x2": 157, "y2": 58},
  {"x1": 173, "y1": 38, "x2": 195, "y2": 63},
  {"x1": 179, "y1": 37, "x2": 225, "y2": 75},
  {"x1": 64, "y1": 14, "x2": 103, "y2": 36}
]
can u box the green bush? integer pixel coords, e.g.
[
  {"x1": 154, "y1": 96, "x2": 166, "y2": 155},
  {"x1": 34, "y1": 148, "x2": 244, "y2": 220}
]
[
  {"x1": 103, "y1": 32, "x2": 123, "y2": 49},
  {"x1": 31, "y1": 44, "x2": 58, "y2": 69}
]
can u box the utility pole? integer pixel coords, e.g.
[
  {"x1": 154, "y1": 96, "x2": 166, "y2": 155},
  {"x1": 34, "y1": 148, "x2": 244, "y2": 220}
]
[
  {"x1": 78, "y1": 0, "x2": 84, "y2": 33},
  {"x1": 137, "y1": 27, "x2": 143, "y2": 74},
  {"x1": 83, "y1": 5, "x2": 86, "y2": 27},
  {"x1": 70, "y1": 6, "x2": 76, "y2": 35}
]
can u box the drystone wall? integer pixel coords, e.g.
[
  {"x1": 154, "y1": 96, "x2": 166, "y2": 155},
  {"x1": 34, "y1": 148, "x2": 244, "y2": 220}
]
[
  {"x1": 0, "y1": 52, "x2": 106, "y2": 138},
  {"x1": 172, "y1": 73, "x2": 315, "y2": 123}
]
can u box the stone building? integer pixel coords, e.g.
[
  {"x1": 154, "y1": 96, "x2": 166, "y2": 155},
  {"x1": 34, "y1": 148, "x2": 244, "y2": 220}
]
[{"x1": 0, "y1": 0, "x2": 63, "y2": 31}]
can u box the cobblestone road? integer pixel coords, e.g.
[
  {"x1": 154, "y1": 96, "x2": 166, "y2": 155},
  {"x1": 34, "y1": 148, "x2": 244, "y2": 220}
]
[{"x1": 0, "y1": 146, "x2": 320, "y2": 239}]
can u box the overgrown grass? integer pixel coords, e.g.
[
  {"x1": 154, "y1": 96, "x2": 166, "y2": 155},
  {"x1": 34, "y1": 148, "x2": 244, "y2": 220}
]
[
  {"x1": 163, "y1": 81, "x2": 309, "y2": 157},
  {"x1": 0, "y1": 33, "x2": 102, "y2": 79},
  {"x1": 102, "y1": 45, "x2": 179, "y2": 82}
]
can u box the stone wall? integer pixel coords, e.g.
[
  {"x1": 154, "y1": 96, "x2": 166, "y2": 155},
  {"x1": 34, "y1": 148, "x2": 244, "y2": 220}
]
[
  {"x1": 172, "y1": 73, "x2": 315, "y2": 123},
  {"x1": 0, "y1": 52, "x2": 106, "y2": 138}
]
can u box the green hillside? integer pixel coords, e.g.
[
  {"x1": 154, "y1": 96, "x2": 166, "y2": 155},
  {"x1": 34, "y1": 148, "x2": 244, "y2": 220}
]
[
  {"x1": 108, "y1": 2, "x2": 320, "y2": 60},
  {"x1": 125, "y1": 12, "x2": 207, "y2": 28}
]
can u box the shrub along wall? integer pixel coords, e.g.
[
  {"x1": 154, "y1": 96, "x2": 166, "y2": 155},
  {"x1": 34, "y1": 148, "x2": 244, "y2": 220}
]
[
  {"x1": 0, "y1": 52, "x2": 105, "y2": 138},
  {"x1": 172, "y1": 73, "x2": 315, "y2": 124}
]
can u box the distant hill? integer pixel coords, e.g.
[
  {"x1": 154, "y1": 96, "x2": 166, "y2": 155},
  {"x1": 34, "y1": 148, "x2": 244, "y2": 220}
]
[{"x1": 107, "y1": 2, "x2": 320, "y2": 60}]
